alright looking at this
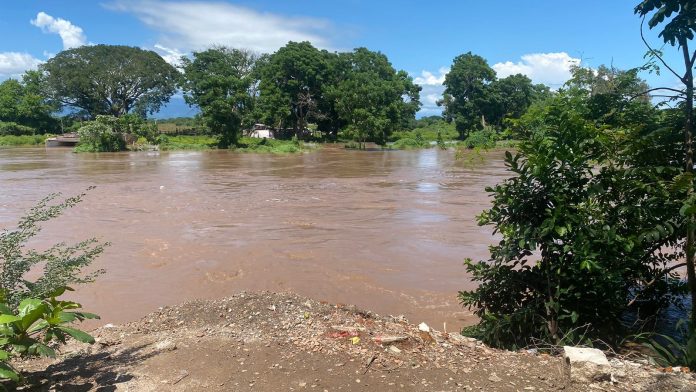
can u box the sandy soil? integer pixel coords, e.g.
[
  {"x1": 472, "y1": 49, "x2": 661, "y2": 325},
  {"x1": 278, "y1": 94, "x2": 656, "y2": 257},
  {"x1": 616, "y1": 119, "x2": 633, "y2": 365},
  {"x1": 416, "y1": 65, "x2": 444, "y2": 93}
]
[{"x1": 13, "y1": 292, "x2": 696, "y2": 392}]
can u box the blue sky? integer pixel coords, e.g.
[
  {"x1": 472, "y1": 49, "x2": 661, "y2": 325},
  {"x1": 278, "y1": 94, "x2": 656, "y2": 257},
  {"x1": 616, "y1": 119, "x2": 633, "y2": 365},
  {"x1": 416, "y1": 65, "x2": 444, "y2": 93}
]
[{"x1": 0, "y1": 0, "x2": 686, "y2": 118}]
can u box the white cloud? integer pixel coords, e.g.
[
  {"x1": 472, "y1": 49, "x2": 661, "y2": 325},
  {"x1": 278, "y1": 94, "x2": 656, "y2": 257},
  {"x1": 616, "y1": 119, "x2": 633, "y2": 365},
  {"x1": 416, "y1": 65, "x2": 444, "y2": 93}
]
[
  {"x1": 0, "y1": 52, "x2": 42, "y2": 79},
  {"x1": 154, "y1": 44, "x2": 185, "y2": 66},
  {"x1": 31, "y1": 12, "x2": 87, "y2": 50},
  {"x1": 412, "y1": 67, "x2": 448, "y2": 116},
  {"x1": 106, "y1": 0, "x2": 335, "y2": 56},
  {"x1": 413, "y1": 67, "x2": 449, "y2": 86},
  {"x1": 492, "y1": 52, "x2": 580, "y2": 88}
]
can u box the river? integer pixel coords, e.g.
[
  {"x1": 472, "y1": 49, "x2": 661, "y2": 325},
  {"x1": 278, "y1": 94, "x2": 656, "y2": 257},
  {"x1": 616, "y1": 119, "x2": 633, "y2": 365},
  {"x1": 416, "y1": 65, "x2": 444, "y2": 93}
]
[{"x1": 0, "y1": 146, "x2": 509, "y2": 331}]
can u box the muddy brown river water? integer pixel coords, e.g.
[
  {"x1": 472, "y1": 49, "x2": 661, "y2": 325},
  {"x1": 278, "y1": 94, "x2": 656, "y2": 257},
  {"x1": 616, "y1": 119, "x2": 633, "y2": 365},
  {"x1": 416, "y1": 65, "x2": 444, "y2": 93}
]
[{"x1": 0, "y1": 146, "x2": 510, "y2": 331}]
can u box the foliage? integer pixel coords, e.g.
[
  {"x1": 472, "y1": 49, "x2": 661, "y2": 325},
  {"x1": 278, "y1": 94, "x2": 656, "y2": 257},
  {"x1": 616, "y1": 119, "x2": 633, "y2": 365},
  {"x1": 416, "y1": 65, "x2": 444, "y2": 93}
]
[
  {"x1": 181, "y1": 47, "x2": 262, "y2": 148},
  {"x1": 391, "y1": 131, "x2": 430, "y2": 150},
  {"x1": 634, "y1": 319, "x2": 696, "y2": 369},
  {"x1": 0, "y1": 122, "x2": 34, "y2": 136},
  {"x1": 440, "y1": 52, "x2": 549, "y2": 139},
  {"x1": 0, "y1": 73, "x2": 58, "y2": 133},
  {"x1": 75, "y1": 116, "x2": 126, "y2": 152},
  {"x1": 0, "y1": 190, "x2": 106, "y2": 307},
  {"x1": 441, "y1": 52, "x2": 496, "y2": 139},
  {"x1": 0, "y1": 288, "x2": 98, "y2": 386},
  {"x1": 235, "y1": 136, "x2": 305, "y2": 153},
  {"x1": 41, "y1": 45, "x2": 179, "y2": 118},
  {"x1": 328, "y1": 48, "x2": 421, "y2": 147},
  {"x1": 459, "y1": 95, "x2": 684, "y2": 349},
  {"x1": 158, "y1": 135, "x2": 218, "y2": 151},
  {"x1": 0, "y1": 135, "x2": 47, "y2": 147},
  {"x1": 460, "y1": 126, "x2": 497, "y2": 149},
  {"x1": 258, "y1": 42, "x2": 328, "y2": 136}
]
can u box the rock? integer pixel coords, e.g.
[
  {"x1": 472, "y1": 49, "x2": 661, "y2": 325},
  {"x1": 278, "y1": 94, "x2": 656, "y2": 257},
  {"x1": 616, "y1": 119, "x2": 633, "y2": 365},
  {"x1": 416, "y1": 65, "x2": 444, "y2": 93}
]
[
  {"x1": 448, "y1": 333, "x2": 478, "y2": 348},
  {"x1": 563, "y1": 346, "x2": 610, "y2": 383},
  {"x1": 488, "y1": 373, "x2": 502, "y2": 382},
  {"x1": 155, "y1": 339, "x2": 177, "y2": 352},
  {"x1": 418, "y1": 322, "x2": 430, "y2": 332},
  {"x1": 388, "y1": 345, "x2": 402, "y2": 354},
  {"x1": 373, "y1": 335, "x2": 408, "y2": 344}
]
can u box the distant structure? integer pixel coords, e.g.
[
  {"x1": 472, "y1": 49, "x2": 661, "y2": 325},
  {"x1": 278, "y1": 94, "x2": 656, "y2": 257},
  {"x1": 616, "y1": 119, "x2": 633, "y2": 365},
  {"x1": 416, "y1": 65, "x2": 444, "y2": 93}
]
[
  {"x1": 247, "y1": 124, "x2": 275, "y2": 139},
  {"x1": 45, "y1": 133, "x2": 80, "y2": 147}
]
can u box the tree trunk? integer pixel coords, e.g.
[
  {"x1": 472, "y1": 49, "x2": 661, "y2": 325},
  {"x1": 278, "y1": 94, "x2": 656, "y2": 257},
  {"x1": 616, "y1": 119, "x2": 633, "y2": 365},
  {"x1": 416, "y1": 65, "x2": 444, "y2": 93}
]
[{"x1": 681, "y1": 39, "x2": 696, "y2": 328}]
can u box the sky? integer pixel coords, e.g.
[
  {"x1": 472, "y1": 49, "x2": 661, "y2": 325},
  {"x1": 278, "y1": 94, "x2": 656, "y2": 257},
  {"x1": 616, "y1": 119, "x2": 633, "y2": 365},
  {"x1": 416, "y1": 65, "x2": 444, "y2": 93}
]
[{"x1": 0, "y1": 0, "x2": 686, "y2": 118}]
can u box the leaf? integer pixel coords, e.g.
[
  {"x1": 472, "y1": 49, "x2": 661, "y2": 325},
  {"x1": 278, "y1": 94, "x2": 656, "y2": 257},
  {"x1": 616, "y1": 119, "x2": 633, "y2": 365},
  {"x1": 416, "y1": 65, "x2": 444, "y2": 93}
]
[
  {"x1": 0, "y1": 315, "x2": 20, "y2": 324},
  {"x1": 32, "y1": 343, "x2": 56, "y2": 358},
  {"x1": 56, "y1": 326, "x2": 94, "y2": 344},
  {"x1": 0, "y1": 363, "x2": 19, "y2": 382}
]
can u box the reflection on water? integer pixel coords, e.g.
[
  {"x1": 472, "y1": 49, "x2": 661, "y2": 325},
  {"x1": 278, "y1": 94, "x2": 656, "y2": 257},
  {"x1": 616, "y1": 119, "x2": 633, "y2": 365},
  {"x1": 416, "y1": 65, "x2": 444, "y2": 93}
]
[{"x1": 0, "y1": 146, "x2": 510, "y2": 330}]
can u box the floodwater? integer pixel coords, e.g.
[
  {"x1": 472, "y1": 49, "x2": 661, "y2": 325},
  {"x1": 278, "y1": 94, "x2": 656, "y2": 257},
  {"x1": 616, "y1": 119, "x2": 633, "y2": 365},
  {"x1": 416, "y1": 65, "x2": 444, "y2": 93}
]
[{"x1": 0, "y1": 146, "x2": 510, "y2": 331}]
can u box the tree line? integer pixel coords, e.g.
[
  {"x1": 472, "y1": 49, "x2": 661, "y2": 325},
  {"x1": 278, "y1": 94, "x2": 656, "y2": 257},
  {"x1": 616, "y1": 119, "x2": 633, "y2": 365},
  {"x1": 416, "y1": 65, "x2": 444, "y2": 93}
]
[{"x1": 0, "y1": 40, "x2": 559, "y2": 150}]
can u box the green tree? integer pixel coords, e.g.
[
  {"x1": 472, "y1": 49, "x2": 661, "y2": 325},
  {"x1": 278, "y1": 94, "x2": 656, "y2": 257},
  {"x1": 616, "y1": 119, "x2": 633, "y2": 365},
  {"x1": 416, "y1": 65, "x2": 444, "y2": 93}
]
[
  {"x1": 329, "y1": 48, "x2": 420, "y2": 147},
  {"x1": 440, "y1": 52, "x2": 496, "y2": 139},
  {"x1": 636, "y1": 0, "x2": 696, "y2": 328},
  {"x1": 460, "y1": 93, "x2": 683, "y2": 348},
  {"x1": 258, "y1": 42, "x2": 328, "y2": 136},
  {"x1": 181, "y1": 47, "x2": 261, "y2": 147},
  {"x1": 0, "y1": 72, "x2": 58, "y2": 133},
  {"x1": 41, "y1": 45, "x2": 179, "y2": 118}
]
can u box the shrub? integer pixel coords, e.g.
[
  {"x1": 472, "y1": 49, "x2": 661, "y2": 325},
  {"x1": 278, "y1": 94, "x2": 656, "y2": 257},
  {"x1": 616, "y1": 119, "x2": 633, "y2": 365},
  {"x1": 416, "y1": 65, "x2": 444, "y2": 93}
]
[
  {"x1": 459, "y1": 108, "x2": 683, "y2": 349},
  {"x1": 0, "y1": 288, "x2": 98, "y2": 385},
  {"x1": 75, "y1": 118, "x2": 125, "y2": 152},
  {"x1": 0, "y1": 135, "x2": 47, "y2": 147},
  {"x1": 461, "y1": 126, "x2": 497, "y2": 149},
  {"x1": 0, "y1": 191, "x2": 104, "y2": 386},
  {"x1": 0, "y1": 189, "x2": 107, "y2": 306},
  {"x1": 0, "y1": 122, "x2": 35, "y2": 136}
]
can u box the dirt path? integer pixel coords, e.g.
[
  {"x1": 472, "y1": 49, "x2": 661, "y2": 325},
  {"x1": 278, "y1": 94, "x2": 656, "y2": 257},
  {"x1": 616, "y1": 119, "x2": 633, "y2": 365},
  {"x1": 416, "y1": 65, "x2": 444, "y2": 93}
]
[{"x1": 15, "y1": 292, "x2": 696, "y2": 391}]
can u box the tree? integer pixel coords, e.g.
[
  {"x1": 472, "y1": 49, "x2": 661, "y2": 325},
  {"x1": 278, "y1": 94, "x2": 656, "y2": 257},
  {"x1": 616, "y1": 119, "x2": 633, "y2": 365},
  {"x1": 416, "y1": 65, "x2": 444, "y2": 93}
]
[
  {"x1": 258, "y1": 42, "x2": 328, "y2": 136},
  {"x1": 440, "y1": 52, "x2": 496, "y2": 139},
  {"x1": 328, "y1": 48, "x2": 420, "y2": 147},
  {"x1": 181, "y1": 47, "x2": 261, "y2": 147},
  {"x1": 0, "y1": 71, "x2": 58, "y2": 133},
  {"x1": 459, "y1": 92, "x2": 684, "y2": 349},
  {"x1": 635, "y1": 0, "x2": 696, "y2": 329},
  {"x1": 481, "y1": 74, "x2": 540, "y2": 128},
  {"x1": 41, "y1": 45, "x2": 179, "y2": 118}
]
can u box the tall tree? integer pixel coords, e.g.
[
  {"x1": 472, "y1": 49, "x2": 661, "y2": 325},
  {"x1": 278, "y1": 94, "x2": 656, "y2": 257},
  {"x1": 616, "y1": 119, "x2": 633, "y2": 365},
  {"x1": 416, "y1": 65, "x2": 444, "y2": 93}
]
[
  {"x1": 329, "y1": 48, "x2": 420, "y2": 147},
  {"x1": 258, "y1": 42, "x2": 328, "y2": 136},
  {"x1": 440, "y1": 52, "x2": 496, "y2": 139},
  {"x1": 0, "y1": 71, "x2": 58, "y2": 133},
  {"x1": 180, "y1": 47, "x2": 261, "y2": 147},
  {"x1": 41, "y1": 45, "x2": 179, "y2": 118},
  {"x1": 635, "y1": 0, "x2": 696, "y2": 328}
]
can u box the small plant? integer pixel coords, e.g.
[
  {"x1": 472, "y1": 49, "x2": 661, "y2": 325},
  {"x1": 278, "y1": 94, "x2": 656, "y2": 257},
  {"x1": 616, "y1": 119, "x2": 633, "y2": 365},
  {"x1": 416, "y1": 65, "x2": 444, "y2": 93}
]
[
  {"x1": 0, "y1": 189, "x2": 107, "y2": 307},
  {"x1": 633, "y1": 319, "x2": 696, "y2": 369},
  {"x1": 461, "y1": 126, "x2": 497, "y2": 149},
  {"x1": 0, "y1": 190, "x2": 104, "y2": 387},
  {"x1": 436, "y1": 130, "x2": 447, "y2": 150},
  {"x1": 0, "y1": 287, "x2": 98, "y2": 386}
]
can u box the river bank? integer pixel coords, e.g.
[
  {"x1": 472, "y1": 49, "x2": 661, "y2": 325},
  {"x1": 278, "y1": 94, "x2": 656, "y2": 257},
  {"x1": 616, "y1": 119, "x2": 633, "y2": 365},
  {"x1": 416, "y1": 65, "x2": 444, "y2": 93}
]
[{"x1": 16, "y1": 292, "x2": 695, "y2": 391}]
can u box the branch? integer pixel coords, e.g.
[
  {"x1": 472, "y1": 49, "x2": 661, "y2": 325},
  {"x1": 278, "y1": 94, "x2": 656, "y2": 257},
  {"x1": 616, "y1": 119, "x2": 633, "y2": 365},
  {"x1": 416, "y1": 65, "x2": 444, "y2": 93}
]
[
  {"x1": 630, "y1": 87, "x2": 686, "y2": 101},
  {"x1": 627, "y1": 262, "x2": 687, "y2": 307},
  {"x1": 640, "y1": 17, "x2": 685, "y2": 83}
]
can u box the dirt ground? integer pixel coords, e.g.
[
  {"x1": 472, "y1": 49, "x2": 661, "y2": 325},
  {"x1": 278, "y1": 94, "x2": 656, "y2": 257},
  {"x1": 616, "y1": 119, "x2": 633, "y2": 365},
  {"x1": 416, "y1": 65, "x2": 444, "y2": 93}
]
[{"x1": 13, "y1": 292, "x2": 696, "y2": 391}]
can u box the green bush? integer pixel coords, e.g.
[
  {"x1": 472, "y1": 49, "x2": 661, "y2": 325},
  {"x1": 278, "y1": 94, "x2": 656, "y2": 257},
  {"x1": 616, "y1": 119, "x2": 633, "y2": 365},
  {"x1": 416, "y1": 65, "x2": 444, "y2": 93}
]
[
  {"x1": 0, "y1": 289, "x2": 98, "y2": 385},
  {"x1": 0, "y1": 122, "x2": 35, "y2": 136},
  {"x1": 235, "y1": 136, "x2": 304, "y2": 153},
  {"x1": 461, "y1": 126, "x2": 497, "y2": 149},
  {"x1": 75, "y1": 118, "x2": 126, "y2": 152},
  {"x1": 0, "y1": 135, "x2": 47, "y2": 147},
  {"x1": 0, "y1": 191, "x2": 104, "y2": 386}
]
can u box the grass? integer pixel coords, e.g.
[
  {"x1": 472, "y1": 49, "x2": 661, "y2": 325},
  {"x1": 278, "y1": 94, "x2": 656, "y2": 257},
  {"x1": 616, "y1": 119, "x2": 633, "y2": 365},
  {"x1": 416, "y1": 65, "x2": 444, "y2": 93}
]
[
  {"x1": 234, "y1": 136, "x2": 309, "y2": 153},
  {"x1": 158, "y1": 135, "x2": 218, "y2": 150},
  {"x1": 0, "y1": 135, "x2": 48, "y2": 147}
]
